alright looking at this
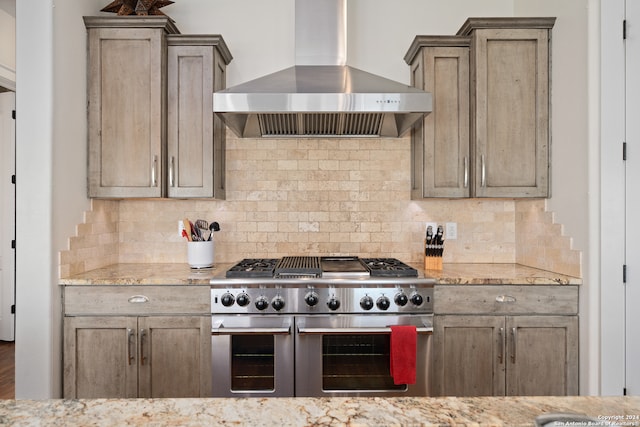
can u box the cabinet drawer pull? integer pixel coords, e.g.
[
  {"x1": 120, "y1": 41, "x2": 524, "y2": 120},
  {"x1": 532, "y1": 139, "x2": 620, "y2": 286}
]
[
  {"x1": 169, "y1": 156, "x2": 175, "y2": 187},
  {"x1": 495, "y1": 295, "x2": 517, "y2": 304},
  {"x1": 463, "y1": 156, "x2": 469, "y2": 188},
  {"x1": 151, "y1": 155, "x2": 158, "y2": 187},
  {"x1": 127, "y1": 328, "x2": 135, "y2": 365},
  {"x1": 128, "y1": 295, "x2": 150, "y2": 304},
  {"x1": 511, "y1": 327, "x2": 517, "y2": 363},
  {"x1": 140, "y1": 328, "x2": 147, "y2": 366},
  {"x1": 498, "y1": 327, "x2": 505, "y2": 364}
]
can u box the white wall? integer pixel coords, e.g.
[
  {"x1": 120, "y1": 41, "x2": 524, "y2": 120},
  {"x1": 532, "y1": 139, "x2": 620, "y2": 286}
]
[
  {"x1": 15, "y1": 0, "x2": 99, "y2": 398},
  {"x1": 164, "y1": 0, "x2": 513, "y2": 87},
  {"x1": 514, "y1": 0, "x2": 596, "y2": 395}
]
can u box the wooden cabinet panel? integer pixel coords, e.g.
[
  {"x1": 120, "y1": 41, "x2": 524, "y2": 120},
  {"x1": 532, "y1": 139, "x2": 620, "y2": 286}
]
[
  {"x1": 85, "y1": 19, "x2": 176, "y2": 198},
  {"x1": 434, "y1": 285, "x2": 579, "y2": 315},
  {"x1": 139, "y1": 316, "x2": 212, "y2": 398},
  {"x1": 434, "y1": 315, "x2": 504, "y2": 396},
  {"x1": 433, "y1": 312, "x2": 579, "y2": 397},
  {"x1": 409, "y1": 38, "x2": 470, "y2": 198},
  {"x1": 63, "y1": 285, "x2": 212, "y2": 398},
  {"x1": 85, "y1": 19, "x2": 231, "y2": 199},
  {"x1": 406, "y1": 18, "x2": 554, "y2": 199},
  {"x1": 506, "y1": 316, "x2": 578, "y2": 396},
  {"x1": 432, "y1": 282, "x2": 578, "y2": 397},
  {"x1": 64, "y1": 316, "x2": 138, "y2": 398},
  {"x1": 64, "y1": 286, "x2": 210, "y2": 316},
  {"x1": 470, "y1": 27, "x2": 550, "y2": 197},
  {"x1": 167, "y1": 37, "x2": 228, "y2": 198}
]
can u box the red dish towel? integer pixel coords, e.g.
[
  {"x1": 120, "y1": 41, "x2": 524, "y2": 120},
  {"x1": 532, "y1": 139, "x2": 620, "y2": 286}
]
[{"x1": 390, "y1": 325, "x2": 417, "y2": 385}]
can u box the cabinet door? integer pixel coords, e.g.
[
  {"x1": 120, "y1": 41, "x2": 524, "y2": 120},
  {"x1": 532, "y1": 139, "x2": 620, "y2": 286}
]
[
  {"x1": 63, "y1": 316, "x2": 138, "y2": 398},
  {"x1": 167, "y1": 45, "x2": 214, "y2": 198},
  {"x1": 506, "y1": 316, "x2": 578, "y2": 396},
  {"x1": 433, "y1": 315, "x2": 505, "y2": 396},
  {"x1": 87, "y1": 27, "x2": 165, "y2": 198},
  {"x1": 415, "y1": 46, "x2": 470, "y2": 198},
  {"x1": 138, "y1": 316, "x2": 212, "y2": 398},
  {"x1": 471, "y1": 28, "x2": 550, "y2": 197}
]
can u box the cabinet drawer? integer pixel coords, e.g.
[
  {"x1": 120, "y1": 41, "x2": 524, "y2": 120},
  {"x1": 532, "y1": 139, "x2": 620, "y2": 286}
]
[
  {"x1": 64, "y1": 286, "x2": 210, "y2": 316},
  {"x1": 434, "y1": 285, "x2": 578, "y2": 315}
]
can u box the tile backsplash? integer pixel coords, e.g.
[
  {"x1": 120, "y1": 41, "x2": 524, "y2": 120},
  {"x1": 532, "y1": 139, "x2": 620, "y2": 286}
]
[{"x1": 59, "y1": 135, "x2": 581, "y2": 278}]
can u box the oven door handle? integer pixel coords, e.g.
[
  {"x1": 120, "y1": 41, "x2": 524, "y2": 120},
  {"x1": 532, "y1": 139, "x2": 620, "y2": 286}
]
[
  {"x1": 296, "y1": 326, "x2": 433, "y2": 335},
  {"x1": 211, "y1": 319, "x2": 292, "y2": 335}
]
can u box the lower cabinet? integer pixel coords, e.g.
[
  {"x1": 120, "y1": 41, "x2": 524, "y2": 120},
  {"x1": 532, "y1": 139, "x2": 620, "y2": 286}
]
[
  {"x1": 63, "y1": 286, "x2": 212, "y2": 398},
  {"x1": 432, "y1": 285, "x2": 579, "y2": 396},
  {"x1": 433, "y1": 314, "x2": 578, "y2": 396}
]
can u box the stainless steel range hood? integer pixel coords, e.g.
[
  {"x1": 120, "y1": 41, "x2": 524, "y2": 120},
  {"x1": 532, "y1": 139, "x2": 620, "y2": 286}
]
[{"x1": 213, "y1": 0, "x2": 432, "y2": 138}]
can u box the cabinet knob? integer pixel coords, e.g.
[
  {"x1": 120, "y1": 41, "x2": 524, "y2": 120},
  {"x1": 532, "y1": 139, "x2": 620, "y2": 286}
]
[{"x1": 495, "y1": 295, "x2": 516, "y2": 304}]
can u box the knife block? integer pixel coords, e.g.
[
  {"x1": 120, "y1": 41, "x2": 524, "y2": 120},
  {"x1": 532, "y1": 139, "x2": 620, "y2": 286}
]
[{"x1": 424, "y1": 239, "x2": 443, "y2": 270}]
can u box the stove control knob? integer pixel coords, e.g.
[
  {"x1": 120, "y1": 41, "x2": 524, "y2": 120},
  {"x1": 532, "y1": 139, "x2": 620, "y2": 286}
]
[
  {"x1": 236, "y1": 293, "x2": 250, "y2": 307},
  {"x1": 305, "y1": 292, "x2": 319, "y2": 307},
  {"x1": 394, "y1": 292, "x2": 408, "y2": 307},
  {"x1": 410, "y1": 293, "x2": 424, "y2": 306},
  {"x1": 271, "y1": 296, "x2": 286, "y2": 311},
  {"x1": 376, "y1": 296, "x2": 391, "y2": 311},
  {"x1": 327, "y1": 297, "x2": 341, "y2": 311},
  {"x1": 221, "y1": 292, "x2": 235, "y2": 307},
  {"x1": 360, "y1": 295, "x2": 374, "y2": 311},
  {"x1": 255, "y1": 296, "x2": 269, "y2": 311}
]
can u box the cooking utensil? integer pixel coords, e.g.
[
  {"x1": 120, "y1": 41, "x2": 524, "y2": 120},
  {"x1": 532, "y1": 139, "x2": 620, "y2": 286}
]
[
  {"x1": 195, "y1": 219, "x2": 210, "y2": 241},
  {"x1": 183, "y1": 218, "x2": 193, "y2": 242},
  {"x1": 208, "y1": 221, "x2": 220, "y2": 241}
]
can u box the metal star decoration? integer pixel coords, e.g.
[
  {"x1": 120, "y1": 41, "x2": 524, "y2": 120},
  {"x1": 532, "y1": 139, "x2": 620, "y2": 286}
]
[{"x1": 101, "y1": 0, "x2": 174, "y2": 17}]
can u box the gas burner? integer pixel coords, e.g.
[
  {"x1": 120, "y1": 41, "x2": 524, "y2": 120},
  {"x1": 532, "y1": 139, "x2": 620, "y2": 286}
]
[
  {"x1": 226, "y1": 258, "x2": 278, "y2": 278},
  {"x1": 362, "y1": 258, "x2": 418, "y2": 277}
]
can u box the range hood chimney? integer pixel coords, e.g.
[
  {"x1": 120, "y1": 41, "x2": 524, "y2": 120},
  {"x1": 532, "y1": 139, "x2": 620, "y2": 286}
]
[{"x1": 213, "y1": 0, "x2": 432, "y2": 138}]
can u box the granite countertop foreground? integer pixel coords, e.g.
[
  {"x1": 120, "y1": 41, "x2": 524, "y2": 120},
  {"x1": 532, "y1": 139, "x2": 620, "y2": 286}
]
[
  {"x1": 59, "y1": 262, "x2": 582, "y2": 286},
  {"x1": 0, "y1": 396, "x2": 637, "y2": 426}
]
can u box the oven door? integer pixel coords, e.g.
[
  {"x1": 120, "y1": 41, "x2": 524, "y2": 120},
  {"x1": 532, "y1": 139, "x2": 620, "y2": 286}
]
[
  {"x1": 295, "y1": 314, "x2": 432, "y2": 397},
  {"x1": 211, "y1": 315, "x2": 294, "y2": 397}
]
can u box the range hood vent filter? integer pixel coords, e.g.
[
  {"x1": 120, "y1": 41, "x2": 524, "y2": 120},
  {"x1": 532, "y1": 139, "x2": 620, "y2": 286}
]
[{"x1": 257, "y1": 112, "x2": 384, "y2": 137}]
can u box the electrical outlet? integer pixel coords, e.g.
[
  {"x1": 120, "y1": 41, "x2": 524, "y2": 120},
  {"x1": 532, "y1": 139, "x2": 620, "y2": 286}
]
[
  {"x1": 445, "y1": 222, "x2": 458, "y2": 240},
  {"x1": 178, "y1": 220, "x2": 185, "y2": 237}
]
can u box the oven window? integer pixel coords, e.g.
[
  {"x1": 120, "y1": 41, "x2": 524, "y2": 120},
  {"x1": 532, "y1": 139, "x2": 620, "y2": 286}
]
[
  {"x1": 231, "y1": 335, "x2": 275, "y2": 391},
  {"x1": 322, "y1": 334, "x2": 406, "y2": 391}
]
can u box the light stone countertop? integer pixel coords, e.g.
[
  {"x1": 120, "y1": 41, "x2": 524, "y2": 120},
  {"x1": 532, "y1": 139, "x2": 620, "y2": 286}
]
[
  {"x1": 0, "y1": 396, "x2": 637, "y2": 426},
  {"x1": 59, "y1": 262, "x2": 581, "y2": 286}
]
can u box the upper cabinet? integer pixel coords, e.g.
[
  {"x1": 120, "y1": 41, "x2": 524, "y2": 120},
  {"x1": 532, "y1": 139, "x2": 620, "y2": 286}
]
[
  {"x1": 84, "y1": 17, "x2": 232, "y2": 199},
  {"x1": 166, "y1": 35, "x2": 231, "y2": 199},
  {"x1": 406, "y1": 36, "x2": 471, "y2": 198},
  {"x1": 405, "y1": 18, "x2": 555, "y2": 199}
]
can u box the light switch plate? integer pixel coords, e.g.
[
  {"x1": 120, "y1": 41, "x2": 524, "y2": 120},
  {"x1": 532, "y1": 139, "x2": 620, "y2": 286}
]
[{"x1": 445, "y1": 222, "x2": 457, "y2": 240}]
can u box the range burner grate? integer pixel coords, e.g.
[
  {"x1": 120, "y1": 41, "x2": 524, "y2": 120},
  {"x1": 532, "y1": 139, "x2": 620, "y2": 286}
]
[
  {"x1": 275, "y1": 256, "x2": 322, "y2": 278},
  {"x1": 362, "y1": 258, "x2": 418, "y2": 277},
  {"x1": 226, "y1": 258, "x2": 278, "y2": 278}
]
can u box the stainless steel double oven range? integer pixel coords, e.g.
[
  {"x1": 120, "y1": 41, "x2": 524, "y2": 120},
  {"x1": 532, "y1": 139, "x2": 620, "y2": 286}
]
[{"x1": 210, "y1": 256, "x2": 434, "y2": 397}]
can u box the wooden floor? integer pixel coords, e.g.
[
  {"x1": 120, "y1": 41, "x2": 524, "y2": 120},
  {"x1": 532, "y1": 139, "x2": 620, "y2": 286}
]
[{"x1": 0, "y1": 341, "x2": 15, "y2": 399}]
